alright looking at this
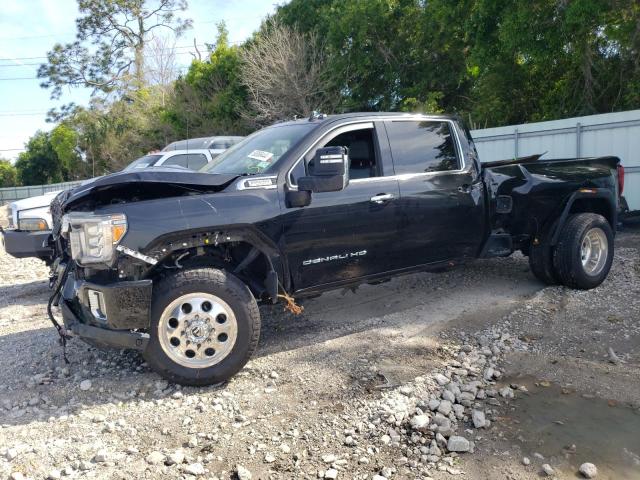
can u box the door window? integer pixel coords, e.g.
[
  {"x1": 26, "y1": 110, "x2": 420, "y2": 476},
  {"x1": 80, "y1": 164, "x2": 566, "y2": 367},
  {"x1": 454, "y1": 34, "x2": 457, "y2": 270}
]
[
  {"x1": 291, "y1": 126, "x2": 380, "y2": 184},
  {"x1": 385, "y1": 121, "x2": 459, "y2": 174}
]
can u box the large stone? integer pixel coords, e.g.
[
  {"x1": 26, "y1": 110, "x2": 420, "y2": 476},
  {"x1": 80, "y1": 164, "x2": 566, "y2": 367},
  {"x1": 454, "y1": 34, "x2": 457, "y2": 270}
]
[
  {"x1": 447, "y1": 436, "x2": 470, "y2": 453},
  {"x1": 236, "y1": 465, "x2": 252, "y2": 480},
  {"x1": 442, "y1": 389, "x2": 455, "y2": 403},
  {"x1": 434, "y1": 374, "x2": 450, "y2": 386},
  {"x1": 452, "y1": 404, "x2": 465, "y2": 419},
  {"x1": 542, "y1": 464, "x2": 555, "y2": 476},
  {"x1": 146, "y1": 451, "x2": 165, "y2": 465},
  {"x1": 471, "y1": 410, "x2": 486, "y2": 428},
  {"x1": 165, "y1": 451, "x2": 185, "y2": 466},
  {"x1": 92, "y1": 449, "x2": 108, "y2": 463},
  {"x1": 499, "y1": 386, "x2": 514, "y2": 399},
  {"x1": 410, "y1": 414, "x2": 430, "y2": 431},
  {"x1": 579, "y1": 463, "x2": 598, "y2": 478},
  {"x1": 437, "y1": 400, "x2": 452, "y2": 416},
  {"x1": 458, "y1": 392, "x2": 475, "y2": 407},
  {"x1": 183, "y1": 463, "x2": 205, "y2": 476},
  {"x1": 325, "y1": 468, "x2": 338, "y2": 479}
]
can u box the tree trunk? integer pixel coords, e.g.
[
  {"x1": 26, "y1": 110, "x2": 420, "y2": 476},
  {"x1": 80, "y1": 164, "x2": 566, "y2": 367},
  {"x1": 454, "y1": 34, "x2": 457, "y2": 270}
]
[{"x1": 134, "y1": 16, "x2": 145, "y2": 88}]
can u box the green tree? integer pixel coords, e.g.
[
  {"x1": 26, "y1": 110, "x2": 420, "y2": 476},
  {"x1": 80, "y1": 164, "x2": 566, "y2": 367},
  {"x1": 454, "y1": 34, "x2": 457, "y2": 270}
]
[
  {"x1": 38, "y1": 0, "x2": 192, "y2": 99},
  {"x1": 50, "y1": 124, "x2": 84, "y2": 179},
  {"x1": 15, "y1": 132, "x2": 65, "y2": 185},
  {"x1": 0, "y1": 159, "x2": 18, "y2": 187},
  {"x1": 164, "y1": 23, "x2": 250, "y2": 137}
]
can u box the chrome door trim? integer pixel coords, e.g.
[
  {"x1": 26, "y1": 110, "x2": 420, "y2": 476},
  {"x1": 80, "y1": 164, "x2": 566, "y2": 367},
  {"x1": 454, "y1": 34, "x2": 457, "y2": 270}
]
[{"x1": 286, "y1": 115, "x2": 467, "y2": 191}]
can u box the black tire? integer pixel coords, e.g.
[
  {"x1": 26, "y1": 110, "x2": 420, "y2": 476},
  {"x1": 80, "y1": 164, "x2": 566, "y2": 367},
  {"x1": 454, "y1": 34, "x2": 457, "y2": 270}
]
[
  {"x1": 144, "y1": 268, "x2": 260, "y2": 386},
  {"x1": 553, "y1": 213, "x2": 614, "y2": 290},
  {"x1": 528, "y1": 226, "x2": 560, "y2": 285}
]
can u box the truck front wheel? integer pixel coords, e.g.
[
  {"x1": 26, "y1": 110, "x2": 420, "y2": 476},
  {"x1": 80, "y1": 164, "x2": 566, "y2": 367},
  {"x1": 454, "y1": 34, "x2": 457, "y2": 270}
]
[
  {"x1": 553, "y1": 213, "x2": 614, "y2": 290},
  {"x1": 144, "y1": 268, "x2": 260, "y2": 386}
]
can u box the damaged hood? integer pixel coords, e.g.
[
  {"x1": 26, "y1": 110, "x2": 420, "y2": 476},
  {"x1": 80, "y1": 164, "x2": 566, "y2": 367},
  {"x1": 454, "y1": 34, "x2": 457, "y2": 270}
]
[{"x1": 63, "y1": 168, "x2": 240, "y2": 209}]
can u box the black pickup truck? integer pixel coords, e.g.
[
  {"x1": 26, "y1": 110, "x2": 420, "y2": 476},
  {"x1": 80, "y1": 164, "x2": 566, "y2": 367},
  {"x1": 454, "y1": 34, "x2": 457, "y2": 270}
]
[{"x1": 47, "y1": 113, "x2": 623, "y2": 385}]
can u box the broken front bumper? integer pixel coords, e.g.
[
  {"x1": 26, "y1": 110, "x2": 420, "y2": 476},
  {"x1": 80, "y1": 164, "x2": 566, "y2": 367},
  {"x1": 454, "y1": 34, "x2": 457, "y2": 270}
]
[
  {"x1": 60, "y1": 272, "x2": 153, "y2": 350},
  {"x1": 0, "y1": 228, "x2": 53, "y2": 261}
]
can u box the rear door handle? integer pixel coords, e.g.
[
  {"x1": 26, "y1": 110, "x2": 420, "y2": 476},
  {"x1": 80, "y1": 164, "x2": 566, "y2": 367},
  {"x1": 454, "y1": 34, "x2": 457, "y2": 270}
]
[{"x1": 370, "y1": 193, "x2": 395, "y2": 204}]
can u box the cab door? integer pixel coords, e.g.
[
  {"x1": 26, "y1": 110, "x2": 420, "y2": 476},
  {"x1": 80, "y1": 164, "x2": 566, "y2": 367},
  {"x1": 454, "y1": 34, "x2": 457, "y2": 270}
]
[
  {"x1": 383, "y1": 119, "x2": 485, "y2": 266},
  {"x1": 281, "y1": 122, "x2": 402, "y2": 291}
]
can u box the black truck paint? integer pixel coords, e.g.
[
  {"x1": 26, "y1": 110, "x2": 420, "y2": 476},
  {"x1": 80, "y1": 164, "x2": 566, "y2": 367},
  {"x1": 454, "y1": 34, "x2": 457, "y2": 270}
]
[{"x1": 47, "y1": 113, "x2": 622, "y2": 385}]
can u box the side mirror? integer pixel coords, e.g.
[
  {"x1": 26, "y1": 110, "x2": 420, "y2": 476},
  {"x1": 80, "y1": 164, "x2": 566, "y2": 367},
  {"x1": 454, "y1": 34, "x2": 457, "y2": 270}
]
[
  {"x1": 285, "y1": 190, "x2": 311, "y2": 208},
  {"x1": 298, "y1": 146, "x2": 350, "y2": 193}
]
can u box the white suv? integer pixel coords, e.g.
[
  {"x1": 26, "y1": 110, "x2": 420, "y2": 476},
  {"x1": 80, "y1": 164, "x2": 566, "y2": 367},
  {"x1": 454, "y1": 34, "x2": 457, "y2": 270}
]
[{"x1": 123, "y1": 149, "x2": 217, "y2": 171}]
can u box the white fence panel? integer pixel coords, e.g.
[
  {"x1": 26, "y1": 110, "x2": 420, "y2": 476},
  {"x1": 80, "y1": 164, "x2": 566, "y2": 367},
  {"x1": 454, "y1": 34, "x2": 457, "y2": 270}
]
[
  {"x1": 0, "y1": 180, "x2": 82, "y2": 204},
  {"x1": 471, "y1": 110, "x2": 640, "y2": 213}
]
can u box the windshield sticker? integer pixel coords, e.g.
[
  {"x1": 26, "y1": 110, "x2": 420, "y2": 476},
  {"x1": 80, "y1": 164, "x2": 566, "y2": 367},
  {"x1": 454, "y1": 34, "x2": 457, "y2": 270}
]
[{"x1": 247, "y1": 150, "x2": 274, "y2": 162}]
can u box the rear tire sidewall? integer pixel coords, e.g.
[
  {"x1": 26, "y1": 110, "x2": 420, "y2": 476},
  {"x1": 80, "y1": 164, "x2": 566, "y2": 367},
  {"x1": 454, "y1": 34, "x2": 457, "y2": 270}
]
[
  {"x1": 144, "y1": 269, "x2": 259, "y2": 386},
  {"x1": 528, "y1": 220, "x2": 560, "y2": 285},
  {"x1": 555, "y1": 214, "x2": 614, "y2": 289}
]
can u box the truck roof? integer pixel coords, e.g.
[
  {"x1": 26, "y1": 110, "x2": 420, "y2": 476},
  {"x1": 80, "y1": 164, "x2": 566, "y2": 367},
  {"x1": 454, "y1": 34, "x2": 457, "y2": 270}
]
[{"x1": 273, "y1": 112, "x2": 458, "y2": 128}]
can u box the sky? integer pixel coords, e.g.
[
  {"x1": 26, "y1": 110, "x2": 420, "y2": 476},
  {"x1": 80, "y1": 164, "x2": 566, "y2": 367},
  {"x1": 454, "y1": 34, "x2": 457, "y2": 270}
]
[{"x1": 0, "y1": 0, "x2": 279, "y2": 162}]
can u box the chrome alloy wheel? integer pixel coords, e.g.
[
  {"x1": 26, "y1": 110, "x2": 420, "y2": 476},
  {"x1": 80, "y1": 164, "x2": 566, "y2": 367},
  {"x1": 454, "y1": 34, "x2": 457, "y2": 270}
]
[
  {"x1": 158, "y1": 293, "x2": 238, "y2": 368},
  {"x1": 580, "y1": 227, "x2": 608, "y2": 276}
]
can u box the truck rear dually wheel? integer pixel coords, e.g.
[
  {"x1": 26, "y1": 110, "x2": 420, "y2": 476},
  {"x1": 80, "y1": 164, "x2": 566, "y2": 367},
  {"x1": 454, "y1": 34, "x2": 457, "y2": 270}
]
[
  {"x1": 144, "y1": 268, "x2": 260, "y2": 386},
  {"x1": 528, "y1": 223, "x2": 560, "y2": 285},
  {"x1": 553, "y1": 213, "x2": 614, "y2": 290}
]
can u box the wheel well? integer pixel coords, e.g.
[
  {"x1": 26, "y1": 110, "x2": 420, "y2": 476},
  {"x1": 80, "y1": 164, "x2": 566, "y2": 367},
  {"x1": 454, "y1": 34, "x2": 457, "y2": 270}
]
[
  {"x1": 568, "y1": 198, "x2": 613, "y2": 227},
  {"x1": 148, "y1": 242, "x2": 276, "y2": 301}
]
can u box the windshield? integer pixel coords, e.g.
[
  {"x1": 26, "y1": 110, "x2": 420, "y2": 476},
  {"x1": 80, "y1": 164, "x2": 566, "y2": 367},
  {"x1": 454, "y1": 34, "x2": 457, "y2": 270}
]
[
  {"x1": 123, "y1": 154, "x2": 163, "y2": 171},
  {"x1": 200, "y1": 124, "x2": 313, "y2": 175}
]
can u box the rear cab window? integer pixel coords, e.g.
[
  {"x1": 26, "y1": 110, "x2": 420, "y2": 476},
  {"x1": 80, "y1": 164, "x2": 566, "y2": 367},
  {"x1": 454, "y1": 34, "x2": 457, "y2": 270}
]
[{"x1": 384, "y1": 121, "x2": 460, "y2": 174}]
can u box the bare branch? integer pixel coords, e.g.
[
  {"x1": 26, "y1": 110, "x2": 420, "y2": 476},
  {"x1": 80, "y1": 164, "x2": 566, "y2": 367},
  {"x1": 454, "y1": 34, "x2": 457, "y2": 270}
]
[{"x1": 239, "y1": 20, "x2": 337, "y2": 125}]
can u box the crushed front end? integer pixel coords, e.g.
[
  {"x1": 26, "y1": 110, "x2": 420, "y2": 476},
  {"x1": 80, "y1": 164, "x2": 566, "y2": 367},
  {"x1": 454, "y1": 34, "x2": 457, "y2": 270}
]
[{"x1": 48, "y1": 191, "x2": 151, "y2": 352}]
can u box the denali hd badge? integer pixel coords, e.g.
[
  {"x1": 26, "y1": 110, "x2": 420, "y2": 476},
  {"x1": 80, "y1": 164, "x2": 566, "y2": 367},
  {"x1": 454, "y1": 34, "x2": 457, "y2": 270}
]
[{"x1": 303, "y1": 250, "x2": 367, "y2": 266}]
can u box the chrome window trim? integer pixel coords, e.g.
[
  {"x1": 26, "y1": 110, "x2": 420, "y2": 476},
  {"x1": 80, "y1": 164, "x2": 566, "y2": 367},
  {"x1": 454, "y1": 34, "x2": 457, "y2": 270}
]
[{"x1": 286, "y1": 115, "x2": 467, "y2": 190}]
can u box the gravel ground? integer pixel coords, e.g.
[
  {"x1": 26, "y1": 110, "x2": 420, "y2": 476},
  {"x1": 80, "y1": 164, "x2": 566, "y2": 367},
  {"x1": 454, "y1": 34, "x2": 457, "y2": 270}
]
[{"x1": 0, "y1": 213, "x2": 638, "y2": 480}]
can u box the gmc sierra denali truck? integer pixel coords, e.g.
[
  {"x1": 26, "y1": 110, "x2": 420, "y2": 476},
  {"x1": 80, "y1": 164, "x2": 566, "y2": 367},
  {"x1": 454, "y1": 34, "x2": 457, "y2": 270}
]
[{"x1": 47, "y1": 112, "x2": 623, "y2": 385}]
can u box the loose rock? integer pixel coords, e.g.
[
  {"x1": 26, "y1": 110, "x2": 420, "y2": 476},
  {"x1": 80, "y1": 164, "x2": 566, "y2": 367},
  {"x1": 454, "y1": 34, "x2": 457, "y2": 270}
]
[
  {"x1": 236, "y1": 465, "x2": 252, "y2": 480},
  {"x1": 471, "y1": 409, "x2": 486, "y2": 428},
  {"x1": 579, "y1": 463, "x2": 598, "y2": 478},
  {"x1": 542, "y1": 464, "x2": 555, "y2": 476},
  {"x1": 447, "y1": 436, "x2": 470, "y2": 453},
  {"x1": 146, "y1": 451, "x2": 165, "y2": 465},
  {"x1": 184, "y1": 463, "x2": 205, "y2": 476},
  {"x1": 325, "y1": 468, "x2": 338, "y2": 479}
]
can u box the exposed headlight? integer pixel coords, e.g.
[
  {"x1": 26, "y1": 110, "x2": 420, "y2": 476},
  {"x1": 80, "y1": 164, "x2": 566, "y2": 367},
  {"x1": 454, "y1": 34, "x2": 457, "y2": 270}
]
[
  {"x1": 18, "y1": 218, "x2": 49, "y2": 231},
  {"x1": 64, "y1": 213, "x2": 127, "y2": 265}
]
